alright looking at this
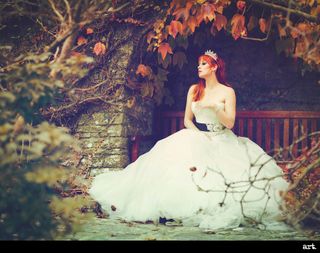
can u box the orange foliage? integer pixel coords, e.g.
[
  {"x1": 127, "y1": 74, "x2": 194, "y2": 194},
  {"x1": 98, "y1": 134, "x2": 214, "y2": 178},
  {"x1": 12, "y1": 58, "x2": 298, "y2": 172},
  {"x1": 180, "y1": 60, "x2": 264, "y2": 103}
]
[
  {"x1": 158, "y1": 42, "x2": 173, "y2": 60},
  {"x1": 231, "y1": 14, "x2": 247, "y2": 40},
  {"x1": 93, "y1": 42, "x2": 106, "y2": 56},
  {"x1": 77, "y1": 36, "x2": 87, "y2": 46},
  {"x1": 136, "y1": 64, "x2": 152, "y2": 78},
  {"x1": 259, "y1": 18, "x2": 267, "y2": 33},
  {"x1": 86, "y1": 28, "x2": 94, "y2": 34}
]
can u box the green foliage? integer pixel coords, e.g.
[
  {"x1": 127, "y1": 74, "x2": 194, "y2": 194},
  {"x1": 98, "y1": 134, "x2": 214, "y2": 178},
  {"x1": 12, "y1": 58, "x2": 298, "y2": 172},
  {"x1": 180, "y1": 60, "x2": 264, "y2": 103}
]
[{"x1": 0, "y1": 53, "x2": 94, "y2": 240}]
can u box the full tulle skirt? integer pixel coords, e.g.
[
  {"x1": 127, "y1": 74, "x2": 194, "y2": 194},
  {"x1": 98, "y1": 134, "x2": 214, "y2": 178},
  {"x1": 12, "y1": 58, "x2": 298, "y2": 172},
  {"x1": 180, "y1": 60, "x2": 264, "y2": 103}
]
[{"x1": 89, "y1": 129, "x2": 289, "y2": 230}]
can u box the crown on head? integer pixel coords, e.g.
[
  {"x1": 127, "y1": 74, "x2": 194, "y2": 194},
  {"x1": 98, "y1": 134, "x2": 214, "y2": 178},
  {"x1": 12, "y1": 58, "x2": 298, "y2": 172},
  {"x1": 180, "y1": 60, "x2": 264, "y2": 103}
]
[{"x1": 204, "y1": 50, "x2": 218, "y2": 61}]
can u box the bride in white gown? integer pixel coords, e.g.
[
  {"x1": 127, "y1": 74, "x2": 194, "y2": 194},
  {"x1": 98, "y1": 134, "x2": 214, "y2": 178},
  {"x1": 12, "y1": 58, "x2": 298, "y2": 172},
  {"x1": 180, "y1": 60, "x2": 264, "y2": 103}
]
[{"x1": 89, "y1": 50, "x2": 289, "y2": 230}]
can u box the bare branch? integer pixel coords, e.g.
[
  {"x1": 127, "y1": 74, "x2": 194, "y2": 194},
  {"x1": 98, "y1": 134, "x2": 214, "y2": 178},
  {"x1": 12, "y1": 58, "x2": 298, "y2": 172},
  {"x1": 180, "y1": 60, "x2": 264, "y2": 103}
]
[
  {"x1": 63, "y1": 0, "x2": 72, "y2": 25},
  {"x1": 247, "y1": 0, "x2": 320, "y2": 23},
  {"x1": 48, "y1": 0, "x2": 65, "y2": 23}
]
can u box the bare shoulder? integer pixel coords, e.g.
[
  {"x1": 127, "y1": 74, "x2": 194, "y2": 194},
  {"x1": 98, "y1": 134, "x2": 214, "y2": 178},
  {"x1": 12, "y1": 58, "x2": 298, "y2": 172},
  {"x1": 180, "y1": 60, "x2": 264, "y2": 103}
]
[
  {"x1": 189, "y1": 84, "x2": 198, "y2": 91},
  {"x1": 223, "y1": 86, "x2": 235, "y2": 96},
  {"x1": 187, "y1": 84, "x2": 197, "y2": 95}
]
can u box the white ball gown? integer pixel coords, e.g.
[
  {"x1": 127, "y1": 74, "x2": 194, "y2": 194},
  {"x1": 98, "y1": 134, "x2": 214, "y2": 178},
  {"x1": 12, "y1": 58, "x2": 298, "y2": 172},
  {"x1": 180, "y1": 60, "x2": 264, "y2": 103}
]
[{"x1": 89, "y1": 101, "x2": 289, "y2": 230}]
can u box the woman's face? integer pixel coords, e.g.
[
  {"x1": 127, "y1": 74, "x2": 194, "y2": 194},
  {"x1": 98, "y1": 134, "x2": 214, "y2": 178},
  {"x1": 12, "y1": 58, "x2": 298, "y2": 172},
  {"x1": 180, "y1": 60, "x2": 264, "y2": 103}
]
[{"x1": 197, "y1": 59, "x2": 215, "y2": 79}]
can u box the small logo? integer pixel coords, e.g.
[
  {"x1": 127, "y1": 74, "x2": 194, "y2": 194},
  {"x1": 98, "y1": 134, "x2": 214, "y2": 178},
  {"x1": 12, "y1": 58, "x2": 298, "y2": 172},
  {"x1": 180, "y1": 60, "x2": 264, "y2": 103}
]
[{"x1": 302, "y1": 243, "x2": 317, "y2": 250}]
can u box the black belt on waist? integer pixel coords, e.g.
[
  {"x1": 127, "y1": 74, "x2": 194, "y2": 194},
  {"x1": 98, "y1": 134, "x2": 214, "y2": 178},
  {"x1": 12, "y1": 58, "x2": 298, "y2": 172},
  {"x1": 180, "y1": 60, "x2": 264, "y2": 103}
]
[{"x1": 194, "y1": 122, "x2": 226, "y2": 132}]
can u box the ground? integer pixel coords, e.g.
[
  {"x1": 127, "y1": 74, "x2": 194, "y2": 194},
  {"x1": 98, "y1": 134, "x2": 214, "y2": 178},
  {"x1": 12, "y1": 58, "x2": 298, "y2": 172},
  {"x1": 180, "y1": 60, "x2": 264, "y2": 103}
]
[{"x1": 63, "y1": 216, "x2": 320, "y2": 241}]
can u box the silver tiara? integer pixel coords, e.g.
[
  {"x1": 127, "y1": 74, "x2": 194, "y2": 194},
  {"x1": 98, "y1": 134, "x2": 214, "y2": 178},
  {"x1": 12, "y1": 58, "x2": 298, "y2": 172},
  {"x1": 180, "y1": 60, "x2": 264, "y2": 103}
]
[{"x1": 204, "y1": 50, "x2": 218, "y2": 61}]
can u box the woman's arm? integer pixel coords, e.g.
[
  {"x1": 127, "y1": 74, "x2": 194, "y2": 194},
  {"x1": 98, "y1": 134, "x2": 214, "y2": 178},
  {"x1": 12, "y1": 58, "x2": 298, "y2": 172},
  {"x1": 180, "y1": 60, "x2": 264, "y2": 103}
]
[
  {"x1": 215, "y1": 87, "x2": 236, "y2": 129},
  {"x1": 184, "y1": 85, "x2": 200, "y2": 131}
]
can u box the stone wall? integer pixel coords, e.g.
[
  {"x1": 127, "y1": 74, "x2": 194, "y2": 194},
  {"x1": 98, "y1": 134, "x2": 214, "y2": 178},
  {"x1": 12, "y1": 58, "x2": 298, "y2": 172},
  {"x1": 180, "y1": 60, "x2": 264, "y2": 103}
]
[
  {"x1": 75, "y1": 107, "x2": 129, "y2": 175},
  {"x1": 74, "y1": 24, "x2": 155, "y2": 176}
]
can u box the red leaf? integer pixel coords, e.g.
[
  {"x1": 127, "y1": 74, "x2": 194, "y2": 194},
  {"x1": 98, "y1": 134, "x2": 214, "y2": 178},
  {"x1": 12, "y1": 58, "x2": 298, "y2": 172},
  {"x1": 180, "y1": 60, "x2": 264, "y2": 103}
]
[
  {"x1": 187, "y1": 16, "x2": 198, "y2": 33},
  {"x1": 216, "y1": 5, "x2": 224, "y2": 14},
  {"x1": 201, "y1": 3, "x2": 216, "y2": 22},
  {"x1": 77, "y1": 36, "x2": 87, "y2": 46},
  {"x1": 259, "y1": 18, "x2": 267, "y2": 33},
  {"x1": 93, "y1": 42, "x2": 106, "y2": 56},
  {"x1": 236, "y1": 1, "x2": 246, "y2": 12},
  {"x1": 231, "y1": 14, "x2": 246, "y2": 40},
  {"x1": 173, "y1": 7, "x2": 190, "y2": 21},
  {"x1": 86, "y1": 28, "x2": 94, "y2": 34},
  {"x1": 167, "y1": 20, "x2": 183, "y2": 39},
  {"x1": 158, "y1": 43, "x2": 173, "y2": 60},
  {"x1": 214, "y1": 13, "x2": 227, "y2": 31},
  {"x1": 136, "y1": 64, "x2": 152, "y2": 78}
]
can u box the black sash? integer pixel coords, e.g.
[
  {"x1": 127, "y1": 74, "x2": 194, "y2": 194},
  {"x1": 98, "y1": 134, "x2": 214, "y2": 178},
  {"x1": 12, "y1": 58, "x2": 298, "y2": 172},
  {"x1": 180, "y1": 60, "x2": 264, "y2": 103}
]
[{"x1": 194, "y1": 122, "x2": 210, "y2": 132}]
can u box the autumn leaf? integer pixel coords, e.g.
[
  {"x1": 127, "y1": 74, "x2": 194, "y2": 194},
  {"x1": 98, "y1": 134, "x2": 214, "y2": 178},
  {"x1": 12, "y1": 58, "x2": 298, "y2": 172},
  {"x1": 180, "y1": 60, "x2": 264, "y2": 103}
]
[
  {"x1": 190, "y1": 166, "x2": 197, "y2": 172},
  {"x1": 216, "y1": 5, "x2": 224, "y2": 14},
  {"x1": 77, "y1": 36, "x2": 87, "y2": 46},
  {"x1": 201, "y1": 3, "x2": 216, "y2": 22},
  {"x1": 173, "y1": 6, "x2": 190, "y2": 21},
  {"x1": 187, "y1": 16, "x2": 198, "y2": 33},
  {"x1": 214, "y1": 13, "x2": 227, "y2": 31},
  {"x1": 173, "y1": 51, "x2": 188, "y2": 69},
  {"x1": 181, "y1": 21, "x2": 189, "y2": 35},
  {"x1": 86, "y1": 28, "x2": 94, "y2": 34},
  {"x1": 231, "y1": 14, "x2": 246, "y2": 40},
  {"x1": 195, "y1": 8, "x2": 204, "y2": 26},
  {"x1": 93, "y1": 42, "x2": 106, "y2": 56},
  {"x1": 167, "y1": 20, "x2": 183, "y2": 38},
  {"x1": 259, "y1": 18, "x2": 267, "y2": 33},
  {"x1": 158, "y1": 42, "x2": 173, "y2": 60},
  {"x1": 236, "y1": 1, "x2": 246, "y2": 12},
  {"x1": 136, "y1": 64, "x2": 152, "y2": 78}
]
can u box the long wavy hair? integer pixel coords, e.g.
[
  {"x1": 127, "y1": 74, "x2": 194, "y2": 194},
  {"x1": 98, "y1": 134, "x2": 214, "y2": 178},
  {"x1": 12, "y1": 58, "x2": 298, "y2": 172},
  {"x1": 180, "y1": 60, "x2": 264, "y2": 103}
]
[{"x1": 192, "y1": 54, "x2": 231, "y2": 102}]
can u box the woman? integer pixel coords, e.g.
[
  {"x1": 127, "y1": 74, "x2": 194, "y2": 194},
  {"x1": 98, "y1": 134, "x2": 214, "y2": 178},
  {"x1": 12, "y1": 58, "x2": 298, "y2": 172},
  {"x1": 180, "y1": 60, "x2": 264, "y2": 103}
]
[{"x1": 89, "y1": 50, "x2": 289, "y2": 230}]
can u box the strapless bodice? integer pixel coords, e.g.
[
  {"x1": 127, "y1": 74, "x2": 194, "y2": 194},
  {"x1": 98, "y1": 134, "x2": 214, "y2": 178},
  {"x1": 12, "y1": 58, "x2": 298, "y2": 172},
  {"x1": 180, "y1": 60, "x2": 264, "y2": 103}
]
[
  {"x1": 191, "y1": 101, "x2": 225, "y2": 123},
  {"x1": 191, "y1": 101, "x2": 225, "y2": 132}
]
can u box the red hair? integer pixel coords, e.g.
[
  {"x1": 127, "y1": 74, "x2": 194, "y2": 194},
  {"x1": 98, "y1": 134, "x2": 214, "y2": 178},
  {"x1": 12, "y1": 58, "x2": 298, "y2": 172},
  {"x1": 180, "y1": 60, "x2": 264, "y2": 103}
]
[{"x1": 192, "y1": 54, "x2": 231, "y2": 101}]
